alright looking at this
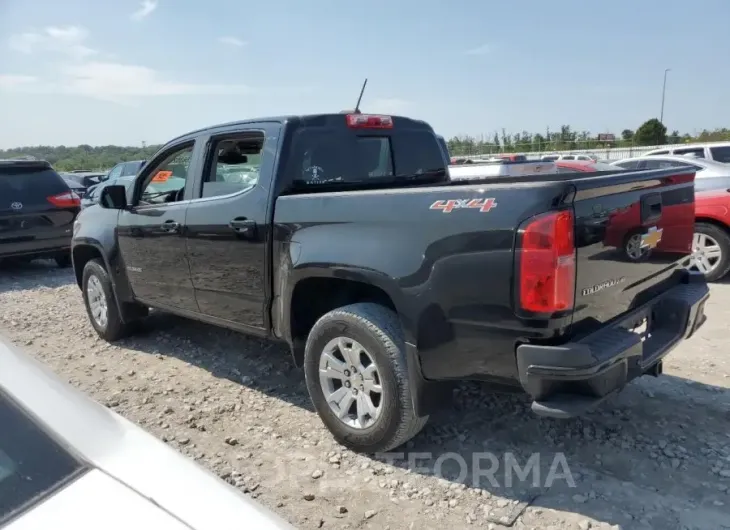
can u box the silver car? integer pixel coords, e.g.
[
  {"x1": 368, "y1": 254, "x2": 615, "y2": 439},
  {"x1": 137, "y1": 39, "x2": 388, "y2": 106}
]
[
  {"x1": 610, "y1": 155, "x2": 730, "y2": 177},
  {"x1": 0, "y1": 335, "x2": 293, "y2": 530}
]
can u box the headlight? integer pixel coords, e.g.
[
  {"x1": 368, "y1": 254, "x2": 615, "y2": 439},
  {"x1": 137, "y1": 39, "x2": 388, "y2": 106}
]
[{"x1": 73, "y1": 219, "x2": 81, "y2": 236}]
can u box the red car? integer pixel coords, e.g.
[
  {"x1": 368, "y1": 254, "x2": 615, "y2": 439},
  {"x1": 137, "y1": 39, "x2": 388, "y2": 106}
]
[{"x1": 556, "y1": 160, "x2": 730, "y2": 282}]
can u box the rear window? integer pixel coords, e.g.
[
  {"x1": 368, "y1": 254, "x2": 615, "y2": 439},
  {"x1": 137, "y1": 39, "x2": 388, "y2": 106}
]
[
  {"x1": 709, "y1": 146, "x2": 730, "y2": 164},
  {"x1": 0, "y1": 166, "x2": 69, "y2": 206},
  {"x1": 288, "y1": 128, "x2": 446, "y2": 187},
  {"x1": 0, "y1": 392, "x2": 84, "y2": 523}
]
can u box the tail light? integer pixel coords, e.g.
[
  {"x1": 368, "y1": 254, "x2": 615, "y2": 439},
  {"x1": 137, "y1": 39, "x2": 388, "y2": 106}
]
[
  {"x1": 47, "y1": 191, "x2": 81, "y2": 208},
  {"x1": 518, "y1": 210, "x2": 576, "y2": 313},
  {"x1": 346, "y1": 114, "x2": 393, "y2": 129}
]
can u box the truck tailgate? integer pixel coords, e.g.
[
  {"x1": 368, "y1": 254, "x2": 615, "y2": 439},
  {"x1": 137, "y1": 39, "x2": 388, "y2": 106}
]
[{"x1": 570, "y1": 168, "x2": 696, "y2": 331}]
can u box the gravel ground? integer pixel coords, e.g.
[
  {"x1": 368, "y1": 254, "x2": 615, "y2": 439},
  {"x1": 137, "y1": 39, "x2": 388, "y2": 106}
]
[{"x1": 1, "y1": 260, "x2": 729, "y2": 530}]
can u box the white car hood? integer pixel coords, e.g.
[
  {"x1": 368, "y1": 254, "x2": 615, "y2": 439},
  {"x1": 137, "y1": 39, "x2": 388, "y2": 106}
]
[
  {"x1": 0, "y1": 337, "x2": 293, "y2": 530},
  {"x1": 8, "y1": 470, "x2": 189, "y2": 530}
]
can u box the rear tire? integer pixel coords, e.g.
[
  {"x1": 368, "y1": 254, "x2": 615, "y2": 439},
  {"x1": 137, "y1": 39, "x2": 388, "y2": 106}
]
[
  {"x1": 82, "y1": 258, "x2": 134, "y2": 341},
  {"x1": 685, "y1": 222, "x2": 730, "y2": 282},
  {"x1": 304, "y1": 302, "x2": 429, "y2": 453}
]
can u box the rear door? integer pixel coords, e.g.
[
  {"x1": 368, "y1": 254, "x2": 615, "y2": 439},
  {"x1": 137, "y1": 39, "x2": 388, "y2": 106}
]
[
  {"x1": 0, "y1": 163, "x2": 78, "y2": 255},
  {"x1": 571, "y1": 167, "x2": 696, "y2": 329},
  {"x1": 184, "y1": 125, "x2": 278, "y2": 332}
]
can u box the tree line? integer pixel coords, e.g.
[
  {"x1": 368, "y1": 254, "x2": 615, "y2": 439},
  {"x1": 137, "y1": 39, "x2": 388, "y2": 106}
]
[
  {"x1": 1, "y1": 119, "x2": 729, "y2": 170},
  {"x1": 447, "y1": 120, "x2": 730, "y2": 156}
]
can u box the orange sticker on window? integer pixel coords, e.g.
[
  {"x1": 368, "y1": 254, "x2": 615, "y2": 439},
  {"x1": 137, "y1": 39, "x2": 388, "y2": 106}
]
[{"x1": 152, "y1": 170, "x2": 172, "y2": 183}]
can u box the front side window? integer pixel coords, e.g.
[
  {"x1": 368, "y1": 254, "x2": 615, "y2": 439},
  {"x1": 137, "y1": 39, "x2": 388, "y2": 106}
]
[
  {"x1": 646, "y1": 150, "x2": 668, "y2": 156},
  {"x1": 0, "y1": 392, "x2": 84, "y2": 523},
  {"x1": 138, "y1": 144, "x2": 194, "y2": 206},
  {"x1": 200, "y1": 134, "x2": 263, "y2": 199},
  {"x1": 614, "y1": 160, "x2": 640, "y2": 169}
]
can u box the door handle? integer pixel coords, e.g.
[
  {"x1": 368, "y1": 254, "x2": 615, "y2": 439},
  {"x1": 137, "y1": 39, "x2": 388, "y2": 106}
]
[
  {"x1": 229, "y1": 217, "x2": 257, "y2": 238},
  {"x1": 161, "y1": 220, "x2": 180, "y2": 233}
]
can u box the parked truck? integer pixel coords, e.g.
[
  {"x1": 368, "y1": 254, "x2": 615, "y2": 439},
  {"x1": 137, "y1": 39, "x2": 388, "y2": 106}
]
[{"x1": 72, "y1": 112, "x2": 709, "y2": 453}]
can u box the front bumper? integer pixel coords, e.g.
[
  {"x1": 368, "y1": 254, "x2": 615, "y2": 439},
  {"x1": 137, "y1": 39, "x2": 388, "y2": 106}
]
[{"x1": 516, "y1": 272, "x2": 709, "y2": 418}]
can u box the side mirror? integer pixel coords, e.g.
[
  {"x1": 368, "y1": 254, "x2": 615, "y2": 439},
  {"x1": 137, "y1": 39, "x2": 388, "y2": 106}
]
[{"x1": 100, "y1": 185, "x2": 128, "y2": 210}]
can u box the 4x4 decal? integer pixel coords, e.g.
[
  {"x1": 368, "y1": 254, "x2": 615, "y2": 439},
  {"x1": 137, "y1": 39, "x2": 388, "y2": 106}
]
[{"x1": 429, "y1": 198, "x2": 497, "y2": 213}]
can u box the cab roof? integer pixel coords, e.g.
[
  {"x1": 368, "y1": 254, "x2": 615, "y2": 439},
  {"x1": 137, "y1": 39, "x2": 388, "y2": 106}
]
[{"x1": 167, "y1": 113, "x2": 433, "y2": 145}]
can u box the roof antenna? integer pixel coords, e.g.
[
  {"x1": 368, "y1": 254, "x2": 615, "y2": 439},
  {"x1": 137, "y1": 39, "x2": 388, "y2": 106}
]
[{"x1": 353, "y1": 78, "x2": 367, "y2": 114}]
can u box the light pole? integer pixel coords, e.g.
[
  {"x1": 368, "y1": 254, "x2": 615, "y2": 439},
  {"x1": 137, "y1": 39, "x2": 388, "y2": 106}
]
[{"x1": 660, "y1": 68, "x2": 671, "y2": 124}]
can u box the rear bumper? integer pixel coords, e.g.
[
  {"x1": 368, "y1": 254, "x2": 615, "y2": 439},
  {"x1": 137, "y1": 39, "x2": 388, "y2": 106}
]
[
  {"x1": 516, "y1": 272, "x2": 709, "y2": 418},
  {"x1": 0, "y1": 233, "x2": 72, "y2": 259}
]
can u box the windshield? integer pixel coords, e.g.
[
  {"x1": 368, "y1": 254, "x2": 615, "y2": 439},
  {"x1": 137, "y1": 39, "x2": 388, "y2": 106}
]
[{"x1": 0, "y1": 391, "x2": 84, "y2": 523}]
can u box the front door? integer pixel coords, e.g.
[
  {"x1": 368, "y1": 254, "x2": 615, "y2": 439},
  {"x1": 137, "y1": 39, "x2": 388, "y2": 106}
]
[
  {"x1": 117, "y1": 141, "x2": 200, "y2": 312},
  {"x1": 184, "y1": 127, "x2": 276, "y2": 332}
]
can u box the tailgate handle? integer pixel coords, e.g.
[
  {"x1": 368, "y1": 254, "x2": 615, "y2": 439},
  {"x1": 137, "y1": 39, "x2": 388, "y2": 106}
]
[{"x1": 641, "y1": 193, "x2": 662, "y2": 224}]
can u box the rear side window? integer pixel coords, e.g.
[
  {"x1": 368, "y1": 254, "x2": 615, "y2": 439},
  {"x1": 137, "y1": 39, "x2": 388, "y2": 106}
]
[
  {"x1": 615, "y1": 160, "x2": 640, "y2": 169},
  {"x1": 642, "y1": 159, "x2": 697, "y2": 170},
  {"x1": 0, "y1": 392, "x2": 84, "y2": 524},
  {"x1": 646, "y1": 150, "x2": 668, "y2": 156},
  {"x1": 709, "y1": 146, "x2": 730, "y2": 163},
  {"x1": 673, "y1": 147, "x2": 705, "y2": 158},
  {"x1": 561, "y1": 155, "x2": 575, "y2": 160},
  {"x1": 0, "y1": 166, "x2": 69, "y2": 207},
  {"x1": 288, "y1": 128, "x2": 445, "y2": 187}
]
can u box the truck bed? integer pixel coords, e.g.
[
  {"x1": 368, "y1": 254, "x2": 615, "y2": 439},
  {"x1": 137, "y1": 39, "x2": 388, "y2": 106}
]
[{"x1": 273, "y1": 166, "x2": 697, "y2": 383}]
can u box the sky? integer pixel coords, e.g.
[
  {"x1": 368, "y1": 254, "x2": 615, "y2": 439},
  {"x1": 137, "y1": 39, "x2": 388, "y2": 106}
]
[{"x1": 0, "y1": 0, "x2": 729, "y2": 149}]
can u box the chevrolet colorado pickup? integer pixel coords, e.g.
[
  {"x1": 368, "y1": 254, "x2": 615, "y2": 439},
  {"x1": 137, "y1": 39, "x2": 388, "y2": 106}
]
[{"x1": 71, "y1": 113, "x2": 709, "y2": 453}]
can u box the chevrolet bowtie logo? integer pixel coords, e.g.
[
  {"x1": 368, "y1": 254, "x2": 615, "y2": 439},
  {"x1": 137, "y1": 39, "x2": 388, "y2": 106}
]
[{"x1": 640, "y1": 227, "x2": 663, "y2": 249}]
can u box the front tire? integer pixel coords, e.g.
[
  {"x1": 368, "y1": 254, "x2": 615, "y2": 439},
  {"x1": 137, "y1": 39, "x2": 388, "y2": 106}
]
[
  {"x1": 82, "y1": 258, "x2": 133, "y2": 341},
  {"x1": 304, "y1": 303, "x2": 428, "y2": 453},
  {"x1": 685, "y1": 222, "x2": 730, "y2": 282}
]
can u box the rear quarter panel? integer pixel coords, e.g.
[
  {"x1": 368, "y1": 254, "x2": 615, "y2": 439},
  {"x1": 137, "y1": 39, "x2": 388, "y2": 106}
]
[{"x1": 272, "y1": 182, "x2": 573, "y2": 382}]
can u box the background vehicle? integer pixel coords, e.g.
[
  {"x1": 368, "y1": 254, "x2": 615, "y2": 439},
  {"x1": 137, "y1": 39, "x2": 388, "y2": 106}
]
[
  {"x1": 643, "y1": 142, "x2": 730, "y2": 163},
  {"x1": 81, "y1": 176, "x2": 136, "y2": 209},
  {"x1": 1, "y1": 160, "x2": 80, "y2": 267},
  {"x1": 103, "y1": 160, "x2": 146, "y2": 183},
  {"x1": 0, "y1": 334, "x2": 293, "y2": 529},
  {"x1": 449, "y1": 158, "x2": 557, "y2": 179},
  {"x1": 83, "y1": 160, "x2": 146, "y2": 207},
  {"x1": 60, "y1": 174, "x2": 88, "y2": 196},
  {"x1": 72, "y1": 113, "x2": 708, "y2": 453},
  {"x1": 555, "y1": 160, "x2": 622, "y2": 173},
  {"x1": 541, "y1": 153, "x2": 598, "y2": 162},
  {"x1": 611, "y1": 155, "x2": 730, "y2": 192},
  {"x1": 59, "y1": 171, "x2": 107, "y2": 193}
]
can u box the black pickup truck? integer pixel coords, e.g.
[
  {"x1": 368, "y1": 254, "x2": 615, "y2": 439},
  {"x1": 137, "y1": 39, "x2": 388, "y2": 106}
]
[{"x1": 71, "y1": 112, "x2": 709, "y2": 453}]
